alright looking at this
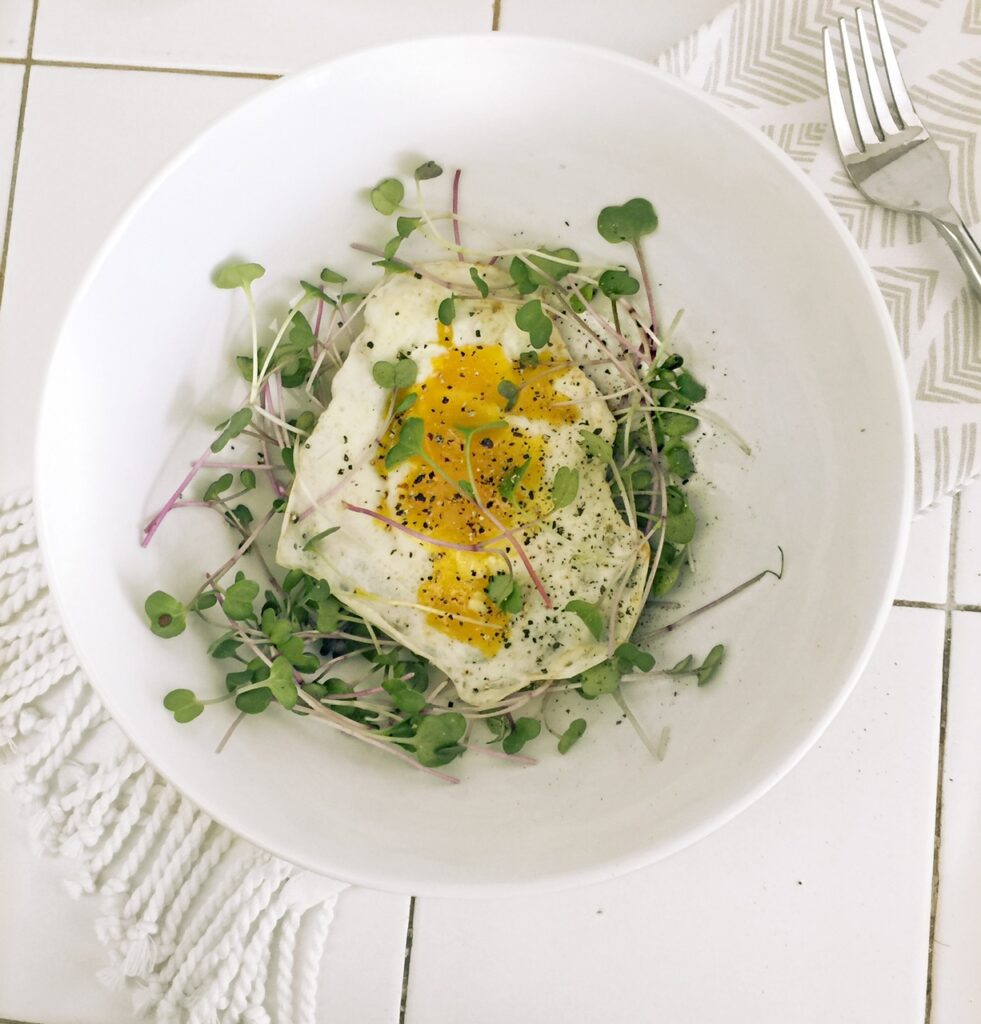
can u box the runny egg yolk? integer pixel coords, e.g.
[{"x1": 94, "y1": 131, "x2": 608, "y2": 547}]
[{"x1": 376, "y1": 337, "x2": 579, "y2": 655}]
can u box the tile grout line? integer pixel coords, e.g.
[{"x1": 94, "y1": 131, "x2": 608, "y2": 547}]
[
  {"x1": 0, "y1": 0, "x2": 39, "y2": 313},
  {"x1": 924, "y1": 490, "x2": 961, "y2": 1024},
  {"x1": 399, "y1": 896, "x2": 417, "y2": 1024},
  {"x1": 0, "y1": 54, "x2": 280, "y2": 80},
  {"x1": 893, "y1": 598, "x2": 981, "y2": 614}
]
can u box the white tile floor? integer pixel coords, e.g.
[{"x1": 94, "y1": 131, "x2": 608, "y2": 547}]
[
  {"x1": 31, "y1": 0, "x2": 489, "y2": 74},
  {"x1": 1, "y1": 2, "x2": 979, "y2": 1023},
  {"x1": 0, "y1": 0, "x2": 32, "y2": 59}
]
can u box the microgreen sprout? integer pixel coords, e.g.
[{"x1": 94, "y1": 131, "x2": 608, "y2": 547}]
[
  {"x1": 514, "y1": 300, "x2": 553, "y2": 349},
  {"x1": 469, "y1": 266, "x2": 489, "y2": 298},
  {"x1": 437, "y1": 295, "x2": 456, "y2": 325},
  {"x1": 550, "y1": 467, "x2": 579, "y2": 510},
  {"x1": 497, "y1": 380, "x2": 519, "y2": 412},
  {"x1": 370, "y1": 177, "x2": 404, "y2": 215},
  {"x1": 558, "y1": 718, "x2": 587, "y2": 754},
  {"x1": 499, "y1": 458, "x2": 530, "y2": 504},
  {"x1": 487, "y1": 572, "x2": 523, "y2": 614},
  {"x1": 414, "y1": 160, "x2": 443, "y2": 181},
  {"x1": 303, "y1": 526, "x2": 340, "y2": 552},
  {"x1": 564, "y1": 600, "x2": 604, "y2": 641},
  {"x1": 143, "y1": 163, "x2": 775, "y2": 777}
]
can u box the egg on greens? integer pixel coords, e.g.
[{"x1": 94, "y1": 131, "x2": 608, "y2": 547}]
[{"x1": 277, "y1": 261, "x2": 649, "y2": 707}]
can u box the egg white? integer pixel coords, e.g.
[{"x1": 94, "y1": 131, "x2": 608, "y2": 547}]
[{"x1": 277, "y1": 261, "x2": 649, "y2": 707}]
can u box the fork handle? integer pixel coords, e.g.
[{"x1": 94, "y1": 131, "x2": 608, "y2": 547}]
[{"x1": 929, "y1": 213, "x2": 981, "y2": 303}]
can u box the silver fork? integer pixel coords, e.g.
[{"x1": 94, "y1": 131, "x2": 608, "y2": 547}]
[{"x1": 823, "y1": 0, "x2": 981, "y2": 301}]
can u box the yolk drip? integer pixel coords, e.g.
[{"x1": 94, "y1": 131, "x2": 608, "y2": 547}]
[{"x1": 375, "y1": 339, "x2": 579, "y2": 655}]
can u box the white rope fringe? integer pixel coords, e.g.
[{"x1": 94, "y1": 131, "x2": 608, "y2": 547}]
[{"x1": 0, "y1": 492, "x2": 347, "y2": 1022}]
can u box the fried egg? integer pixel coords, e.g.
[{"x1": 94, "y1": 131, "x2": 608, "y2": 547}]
[{"x1": 277, "y1": 261, "x2": 649, "y2": 707}]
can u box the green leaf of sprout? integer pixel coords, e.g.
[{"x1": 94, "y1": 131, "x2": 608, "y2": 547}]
[
  {"x1": 395, "y1": 392, "x2": 418, "y2": 415},
  {"x1": 578, "y1": 428, "x2": 614, "y2": 463},
  {"x1": 485, "y1": 715, "x2": 509, "y2": 743},
  {"x1": 236, "y1": 687, "x2": 272, "y2": 714},
  {"x1": 666, "y1": 443, "x2": 695, "y2": 479},
  {"x1": 163, "y1": 688, "x2": 204, "y2": 723},
  {"x1": 614, "y1": 642, "x2": 655, "y2": 674},
  {"x1": 145, "y1": 591, "x2": 186, "y2": 638},
  {"x1": 203, "y1": 473, "x2": 234, "y2": 502},
  {"x1": 372, "y1": 360, "x2": 396, "y2": 389},
  {"x1": 397, "y1": 215, "x2": 421, "y2": 239},
  {"x1": 213, "y1": 261, "x2": 265, "y2": 290},
  {"x1": 550, "y1": 466, "x2": 579, "y2": 509},
  {"x1": 266, "y1": 656, "x2": 298, "y2": 709},
  {"x1": 577, "y1": 661, "x2": 620, "y2": 699},
  {"x1": 414, "y1": 160, "x2": 443, "y2": 181},
  {"x1": 525, "y1": 246, "x2": 579, "y2": 286},
  {"x1": 558, "y1": 718, "x2": 587, "y2": 754},
  {"x1": 502, "y1": 717, "x2": 540, "y2": 755},
  {"x1": 598, "y1": 267, "x2": 640, "y2": 298},
  {"x1": 669, "y1": 654, "x2": 694, "y2": 674},
  {"x1": 596, "y1": 198, "x2": 658, "y2": 245},
  {"x1": 660, "y1": 412, "x2": 699, "y2": 438},
  {"x1": 163, "y1": 688, "x2": 197, "y2": 711},
  {"x1": 383, "y1": 677, "x2": 426, "y2": 715},
  {"x1": 208, "y1": 632, "x2": 241, "y2": 659},
  {"x1": 486, "y1": 572, "x2": 523, "y2": 614},
  {"x1": 320, "y1": 266, "x2": 347, "y2": 284},
  {"x1": 676, "y1": 371, "x2": 706, "y2": 402},
  {"x1": 438, "y1": 295, "x2": 456, "y2": 326},
  {"x1": 499, "y1": 458, "x2": 530, "y2": 504},
  {"x1": 281, "y1": 448, "x2": 295, "y2": 475},
  {"x1": 296, "y1": 410, "x2": 316, "y2": 433},
  {"x1": 372, "y1": 258, "x2": 409, "y2": 275},
  {"x1": 666, "y1": 505, "x2": 696, "y2": 545},
  {"x1": 300, "y1": 280, "x2": 335, "y2": 306},
  {"x1": 564, "y1": 599, "x2": 604, "y2": 640},
  {"x1": 519, "y1": 350, "x2": 539, "y2": 368},
  {"x1": 383, "y1": 236, "x2": 402, "y2": 259},
  {"x1": 310, "y1": 591, "x2": 341, "y2": 633},
  {"x1": 394, "y1": 359, "x2": 417, "y2": 389},
  {"x1": 187, "y1": 591, "x2": 217, "y2": 613},
  {"x1": 240, "y1": 469, "x2": 257, "y2": 491},
  {"x1": 508, "y1": 258, "x2": 537, "y2": 296},
  {"x1": 223, "y1": 575, "x2": 260, "y2": 621},
  {"x1": 497, "y1": 379, "x2": 519, "y2": 412},
  {"x1": 211, "y1": 407, "x2": 252, "y2": 453},
  {"x1": 569, "y1": 282, "x2": 596, "y2": 314},
  {"x1": 370, "y1": 177, "x2": 404, "y2": 215},
  {"x1": 696, "y1": 645, "x2": 725, "y2": 686},
  {"x1": 303, "y1": 526, "x2": 340, "y2": 552},
  {"x1": 458, "y1": 479, "x2": 475, "y2": 499},
  {"x1": 469, "y1": 266, "x2": 490, "y2": 298},
  {"x1": 226, "y1": 503, "x2": 254, "y2": 529},
  {"x1": 385, "y1": 417, "x2": 425, "y2": 469},
  {"x1": 515, "y1": 300, "x2": 553, "y2": 349},
  {"x1": 412, "y1": 712, "x2": 466, "y2": 767},
  {"x1": 402, "y1": 659, "x2": 430, "y2": 692}
]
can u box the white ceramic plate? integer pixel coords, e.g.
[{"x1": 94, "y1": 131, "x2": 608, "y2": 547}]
[{"x1": 36, "y1": 36, "x2": 911, "y2": 896}]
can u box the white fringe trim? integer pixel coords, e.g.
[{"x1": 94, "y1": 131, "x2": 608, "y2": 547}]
[{"x1": 0, "y1": 492, "x2": 348, "y2": 1022}]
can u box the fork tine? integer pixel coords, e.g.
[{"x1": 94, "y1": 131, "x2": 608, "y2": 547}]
[
  {"x1": 838, "y1": 18, "x2": 880, "y2": 147},
  {"x1": 871, "y1": 0, "x2": 922, "y2": 128},
  {"x1": 823, "y1": 27, "x2": 861, "y2": 156},
  {"x1": 855, "y1": 9, "x2": 900, "y2": 135}
]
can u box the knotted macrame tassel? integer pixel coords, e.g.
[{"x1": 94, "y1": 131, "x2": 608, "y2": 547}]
[{"x1": 0, "y1": 492, "x2": 347, "y2": 1021}]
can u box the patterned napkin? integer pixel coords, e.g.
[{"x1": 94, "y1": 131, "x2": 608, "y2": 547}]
[
  {"x1": 659, "y1": 0, "x2": 980, "y2": 511},
  {"x1": 1, "y1": 4, "x2": 977, "y2": 1023}
]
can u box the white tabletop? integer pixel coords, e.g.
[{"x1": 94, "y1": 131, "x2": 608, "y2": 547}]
[{"x1": 1, "y1": 2, "x2": 979, "y2": 1022}]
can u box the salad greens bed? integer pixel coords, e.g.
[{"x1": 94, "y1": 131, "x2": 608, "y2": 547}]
[{"x1": 142, "y1": 160, "x2": 779, "y2": 781}]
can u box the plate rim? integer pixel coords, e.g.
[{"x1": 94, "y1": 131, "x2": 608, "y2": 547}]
[{"x1": 33, "y1": 33, "x2": 914, "y2": 897}]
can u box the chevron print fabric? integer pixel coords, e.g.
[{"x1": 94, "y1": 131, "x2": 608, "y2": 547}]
[{"x1": 660, "y1": 0, "x2": 981, "y2": 511}]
